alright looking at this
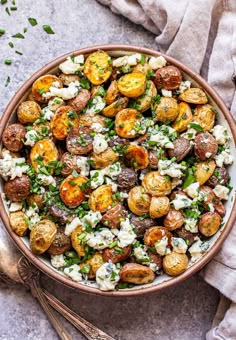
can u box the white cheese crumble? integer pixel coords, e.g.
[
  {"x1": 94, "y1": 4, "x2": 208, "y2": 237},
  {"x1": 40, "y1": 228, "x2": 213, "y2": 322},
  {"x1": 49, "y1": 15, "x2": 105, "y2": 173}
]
[
  {"x1": 24, "y1": 130, "x2": 38, "y2": 147},
  {"x1": 81, "y1": 211, "x2": 102, "y2": 229},
  {"x1": 51, "y1": 254, "x2": 66, "y2": 269},
  {"x1": 179, "y1": 80, "x2": 191, "y2": 94},
  {"x1": 149, "y1": 125, "x2": 176, "y2": 149},
  {"x1": 182, "y1": 128, "x2": 197, "y2": 140},
  {"x1": 117, "y1": 218, "x2": 136, "y2": 248},
  {"x1": 172, "y1": 194, "x2": 192, "y2": 210},
  {"x1": 9, "y1": 202, "x2": 23, "y2": 212},
  {"x1": 85, "y1": 96, "x2": 106, "y2": 114},
  {"x1": 183, "y1": 182, "x2": 200, "y2": 198},
  {"x1": 171, "y1": 237, "x2": 188, "y2": 253},
  {"x1": 133, "y1": 245, "x2": 150, "y2": 264},
  {"x1": 112, "y1": 53, "x2": 142, "y2": 67},
  {"x1": 37, "y1": 174, "x2": 56, "y2": 187},
  {"x1": 43, "y1": 81, "x2": 81, "y2": 100},
  {"x1": 65, "y1": 217, "x2": 82, "y2": 236},
  {"x1": 184, "y1": 217, "x2": 198, "y2": 233},
  {"x1": 155, "y1": 236, "x2": 170, "y2": 256},
  {"x1": 25, "y1": 204, "x2": 40, "y2": 228},
  {"x1": 158, "y1": 159, "x2": 186, "y2": 178},
  {"x1": 105, "y1": 177, "x2": 118, "y2": 192},
  {"x1": 0, "y1": 149, "x2": 29, "y2": 180},
  {"x1": 64, "y1": 264, "x2": 83, "y2": 282},
  {"x1": 188, "y1": 238, "x2": 210, "y2": 262},
  {"x1": 48, "y1": 97, "x2": 65, "y2": 112},
  {"x1": 148, "y1": 56, "x2": 167, "y2": 70},
  {"x1": 76, "y1": 156, "x2": 90, "y2": 176},
  {"x1": 205, "y1": 152, "x2": 212, "y2": 158},
  {"x1": 90, "y1": 122, "x2": 104, "y2": 133},
  {"x1": 213, "y1": 185, "x2": 230, "y2": 200},
  {"x1": 59, "y1": 55, "x2": 84, "y2": 74},
  {"x1": 90, "y1": 170, "x2": 105, "y2": 189},
  {"x1": 92, "y1": 133, "x2": 108, "y2": 154},
  {"x1": 96, "y1": 261, "x2": 120, "y2": 291},
  {"x1": 214, "y1": 149, "x2": 233, "y2": 168},
  {"x1": 86, "y1": 228, "x2": 114, "y2": 250},
  {"x1": 104, "y1": 162, "x2": 122, "y2": 180},
  {"x1": 211, "y1": 125, "x2": 229, "y2": 145},
  {"x1": 161, "y1": 89, "x2": 172, "y2": 97},
  {"x1": 41, "y1": 106, "x2": 54, "y2": 120}
]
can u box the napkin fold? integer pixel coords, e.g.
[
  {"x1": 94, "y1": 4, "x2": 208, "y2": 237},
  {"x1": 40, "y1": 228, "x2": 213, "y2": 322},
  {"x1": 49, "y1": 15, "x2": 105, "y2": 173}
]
[{"x1": 97, "y1": 1, "x2": 236, "y2": 339}]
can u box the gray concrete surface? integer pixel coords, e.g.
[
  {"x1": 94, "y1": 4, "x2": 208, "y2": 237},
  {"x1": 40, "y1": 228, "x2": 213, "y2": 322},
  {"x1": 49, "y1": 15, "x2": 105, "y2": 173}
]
[{"x1": 0, "y1": 1, "x2": 220, "y2": 339}]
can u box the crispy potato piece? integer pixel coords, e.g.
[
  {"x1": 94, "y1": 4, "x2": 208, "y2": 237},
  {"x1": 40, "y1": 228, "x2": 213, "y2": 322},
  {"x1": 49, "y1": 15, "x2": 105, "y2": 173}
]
[
  {"x1": 30, "y1": 219, "x2": 57, "y2": 255},
  {"x1": 30, "y1": 139, "x2": 58, "y2": 172},
  {"x1": 105, "y1": 80, "x2": 120, "y2": 104},
  {"x1": 163, "y1": 252, "x2": 188, "y2": 276},
  {"x1": 58, "y1": 73, "x2": 80, "y2": 86},
  {"x1": 9, "y1": 211, "x2": 28, "y2": 236},
  {"x1": 144, "y1": 226, "x2": 171, "y2": 248},
  {"x1": 179, "y1": 88, "x2": 208, "y2": 104},
  {"x1": 193, "y1": 104, "x2": 216, "y2": 131},
  {"x1": 71, "y1": 225, "x2": 85, "y2": 257},
  {"x1": 142, "y1": 171, "x2": 172, "y2": 197},
  {"x1": 32, "y1": 75, "x2": 63, "y2": 102},
  {"x1": 194, "y1": 132, "x2": 218, "y2": 161},
  {"x1": 115, "y1": 108, "x2": 141, "y2": 138},
  {"x1": 194, "y1": 160, "x2": 216, "y2": 185},
  {"x1": 128, "y1": 186, "x2": 151, "y2": 216},
  {"x1": 67, "y1": 89, "x2": 90, "y2": 113},
  {"x1": 118, "y1": 72, "x2": 146, "y2": 98},
  {"x1": 154, "y1": 66, "x2": 182, "y2": 90},
  {"x1": 17, "y1": 100, "x2": 41, "y2": 124},
  {"x1": 149, "y1": 196, "x2": 170, "y2": 219},
  {"x1": 101, "y1": 204, "x2": 127, "y2": 229},
  {"x1": 50, "y1": 106, "x2": 80, "y2": 140},
  {"x1": 168, "y1": 137, "x2": 191, "y2": 162},
  {"x1": 172, "y1": 102, "x2": 193, "y2": 132},
  {"x1": 120, "y1": 263, "x2": 155, "y2": 284},
  {"x1": 4, "y1": 175, "x2": 30, "y2": 202},
  {"x1": 26, "y1": 193, "x2": 44, "y2": 208},
  {"x1": 137, "y1": 80, "x2": 157, "y2": 112},
  {"x1": 132, "y1": 62, "x2": 152, "y2": 76},
  {"x1": 60, "y1": 175, "x2": 89, "y2": 207},
  {"x1": 164, "y1": 209, "x2": 185, "y2": 231},
  {"x1": 91, "y1": 147, "x2": 118, "y2": 169},
  {"x1": 102, "y1": 97, "x2": 128, "y2": 118},
  {"x1": 124, "y1": 145, "x2": 149, "y2": 170},
  {"x1": 103, "y1": 246, "x2": 132, "y2": 264},
  {"x1": 201, "y1": 186, "x2": 226, "y2": 217},
  {"x1": 153, "y1": 97, "x2": 179, "y2": 123},
  {"x1": 80, "y1": 253, "x2": 104, "y2": 279},
  {"x1": 88, "y1": 185, "x2": 113, "y2": 212},
  {"x1": 78, "y1": 112, "x2": 106, "y2": 129},
  {"x1": 198, "y1": 212, "x2": 221, "y2": 237},
  {"x1": 84, "y1": 51, "x2": 112, "y2": 85},
  {"x1": 47, "y1": 229, "x2": 71, "y2": 255}
]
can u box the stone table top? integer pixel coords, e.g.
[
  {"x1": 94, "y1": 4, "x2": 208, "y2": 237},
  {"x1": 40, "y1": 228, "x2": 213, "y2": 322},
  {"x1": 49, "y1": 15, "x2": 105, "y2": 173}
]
[{"x1": 0, "y1": 1, "x2": 219, "y2": 339}]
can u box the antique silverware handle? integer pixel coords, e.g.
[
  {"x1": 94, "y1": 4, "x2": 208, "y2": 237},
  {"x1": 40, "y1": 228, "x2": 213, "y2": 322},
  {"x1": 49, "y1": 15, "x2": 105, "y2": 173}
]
[{"x1": 43, "y1": 289, "x2": 115, "y2": 340}]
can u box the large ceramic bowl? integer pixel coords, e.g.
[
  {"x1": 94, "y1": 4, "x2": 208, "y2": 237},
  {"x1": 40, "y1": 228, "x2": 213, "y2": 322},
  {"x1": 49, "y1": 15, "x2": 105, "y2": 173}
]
[{"x1": 0, "y1": 44, "x2": 236, "y2": 296}]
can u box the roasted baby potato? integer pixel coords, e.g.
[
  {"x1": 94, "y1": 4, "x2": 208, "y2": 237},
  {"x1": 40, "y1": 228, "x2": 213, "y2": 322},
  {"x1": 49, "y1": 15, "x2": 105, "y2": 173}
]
[
  {"x1": 142, "y1": 171, "x2": 172, "y2": 197},
  {"x1": 67, "y1": 89, "x2": 91, "y2": 112},
  {"x1": 9, "y1": 211, "x2": 28, "y2": 236},
  {"x1": 149, "y1": 252, "x2": 163, "y2": 269},
  {"x1": 172, "y1": 102, "x2": 193, "y2": 132},
  {"x1": 2, "y1": 124, "x2": 26, "y2": 152},
  {"x1": 206, "y1": 167, "x2": 229, "y2": 187},
  {"x1": 124, "y1": 145, "x2": 149, "y2": 170},
  {"x1": 103, "y1": 245, "x2": 132, "y2": 264},
  {"x1": 198, "y1": 212, "x2": 221, "y2": 237},
  {"x1": 194, "y1": 132, "x2": 218, "y2": 160},
  {"x1": 102, "y1": 97, "x2": 128, "y2": 118},
  {"x1": 30, "y1": 139, "x2": 59, "y2": 171},
  {"x1": 149, "y1": 196, "x2": 170, "y2": 219},
  {"x1": 50, "y1": 106, "x2": 80, "y2": 140},
  {"x1": 78, "y1": 112, "x2": 106, "y2": 129},
  {"x1": 115, "y1": 108, "x2": 142, "y2": 138},
  {"x1": 60, "y1": 175, "x2": 89, "y2": 207},
  {"x1": 176, "y1": 226, "x2": 195, "y2": 246},
  {"x1": 193, "y1": 104, "x2": 216, "y2": 131},
  {"x1": 153, "y1": 97, "x2": 179, "y2": 123},
  {"x1": 71, "y1": 225, "x2": 85, "y2": 257},
  {"x1": 168, "y1": 137, "x2": 191, "y2": 162},
  {"x1": 144, "y1": 226, "x2": 171, "y2": 248},
  {"x1": 179, "y1": 88, "x2": 208, "y2": 104},
  {"x1": 200, "y1": 186, "x2": 226, "y2": 217},
  {"x1": 101, "y1": 204, "x2": 127, "y2": 229},
  {"x1": 117, "y1": 168, "x2": 138, "y2": 192},
  {"x1": 17, "y1": 101, "x2": 41, "y2": 124},
  {"x1": 137, "y1": 80, "x2": 157, "y2": 112},
  {"x1": 32, "y1": 75, "x2": 63, "y2": 102},
  {"x1": 164, "y1": 209, "x2": 185, "y2": 231},
  {"x1": 30, "y1": 219, "x2": 57, "y2": 255},
  {"x1": 80, "y1": 253, "x2": 104, "y2": 279},
  {"x1": 58, "y1": 73, "x2": 80, "y2": 86},
  {"x1": 154, "y1": 66, "x2": 182, "y2": 90},
  {"x1": 118, "y1": 72, "x2": 146, "y2": 98},
  {"x1": 105, "y1": 80, "x2": 120, "y2": 104},
  {"x1": 91, "y1": 147, "x2": 118, "y2": 169},
  {"x1": 60, "y1": 152, "x2": 78, "y2": 176},
  {"x1": 47, "y1": 229, "x2": 71, "y2": 255},
  {"x1": 66, "y1": 127, "x2": 93, "y2": 155},
  {"x1": 120, "y1": 263, "x2": 155, "y2": 284},
  {"x1": 88, "y1": 184, "x2": 113, "y2": 212},
  {"x1": 128, "y1": 186, "x2": 152, "y2": 216},
  {"x1": 130, "y1": 214, "x2": 155, "y2": 238},
  {"x1": 4, "y1": 175, "x2": 30, "y2": 202},
  {"x1": 84, "y1": 50, "x2": 112, "y2": 85},
  {"x1": 132, "y1": 62, "x2": 152, "y2": 76},
  {"x1": 163, "y1": 252, "x2": 188, "y2": 276},
  {"x1": 26, "y1": 193, "x2": 44, "y2": 208},
  {"x1": 194, "y1": 160, "x2": 216, "y2": 185}
]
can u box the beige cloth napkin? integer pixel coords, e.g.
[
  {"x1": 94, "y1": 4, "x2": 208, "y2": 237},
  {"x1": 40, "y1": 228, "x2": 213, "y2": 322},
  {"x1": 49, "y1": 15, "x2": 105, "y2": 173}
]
[{"x1": 97, "y1": 1, "x2": 236, "y2": 339}]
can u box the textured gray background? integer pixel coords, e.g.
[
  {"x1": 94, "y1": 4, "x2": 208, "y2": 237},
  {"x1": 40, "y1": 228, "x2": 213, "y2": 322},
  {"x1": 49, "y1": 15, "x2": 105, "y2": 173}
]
[{"x1": 0, "y1": 1, "x2": 219, "y2": 339}]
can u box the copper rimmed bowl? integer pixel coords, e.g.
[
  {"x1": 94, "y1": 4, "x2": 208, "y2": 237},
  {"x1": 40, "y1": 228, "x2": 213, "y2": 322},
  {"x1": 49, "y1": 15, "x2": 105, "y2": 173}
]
[{"x1": 0, "y1": 44, "x2": 236, "y2": 296}]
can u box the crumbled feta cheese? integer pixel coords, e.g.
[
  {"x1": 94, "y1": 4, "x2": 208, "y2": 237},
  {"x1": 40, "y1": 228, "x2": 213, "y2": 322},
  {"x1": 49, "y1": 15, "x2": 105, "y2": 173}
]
[
  {"x1": 205, "y1": 152, "x2": 212, "y2": 158},
  {"x1": 183, "y1": 182, "x2": 200, "y2": 198},
  {"x1": 117, "y1": 218, "x2": 136, "y2": 248},
  {"x1": 189, "y1": 239, "x2": 210, "y2": 262},
  {"x1": 48, "y1": 97, "x2": 65, "y2": 112},
  {"x1": 211, "y1": 125, "x2": 229, "y2": 145},
  {"x1": 184, "y1": 217, "x2": 198, "y2": 233},
  {"x1": 105, "y1": 177, "x2": 118, "y2": 192},
  {"x1": 76, "y1": 156, "x2": 90, "y2": 176},
  {"x1": 120, "y1": 191, "x2": 129, "y2": 199},
  {"x1": 64, "y1": 264, "x2": 83, "y2": 282},
  {"x1": 51, "y1": 254, "x2": 66, "y2": 269},
  {"x1": 38, "y1": 174, "x2": 56, "y2": 187},
  {"x1": 213, "y1": 185, "x2": 230, "y2": 200},
  {"x1": 24, "y1": 130, "x2": 38, "y2": 147},
  {"x1": 91, "y1": 122, "x2": 104, "y2": 132},
  {"x1": 65, "y1": 217, "x2": 82, "y2": 236},
  {"x1": 112, "y1": 53, "x2": 142, "y2": 67},
  {"x1": 90, "y1": 170, "x2": 105, "y2": 189},
  {"x1": 148, "y1": 56, "x2": 167, "y2": 70},
  {"x1": 172, "y1": 194, "x2": 192, "y2": 210},
  {"x1": 86, "y1": 228, "x2": 114, "y2": 250},
  {"x1": 161, "y1": 89, "x2": 172, "y2": 97},
  {"x1": 149, "y1": 125, "x2": 177, "y2": 149},
  {"x1": 82, "y1": 211, "x2": 102, "y2": 229},
  {"x1": 59, "y1": 55, "x2": 84, "y2": 74},
  {"x1": 171, "y1": 237, "x2": 188, "y2": 253},
  {"x1": 43, "y1": 81, "x2": 81, "y2": 100},
  {"x1": 92, "y1": 133, "x2": 108, "y2": 154},
  {"x1": 133, "y1": 245, "x2": 150, "y2": 264},
  {"x1": 182, "y1": 128, "x2": 197, "y2": 140},
  {"x1": 0, "y1": 149, "x2": 29, "y2": 180},
  {"x1": 86, "y1": 96, "x2": 106, "y2": 114},
  {"x1": 155, "y1": 236, "x2": 170, "y2": 256},
  {"x1": 179, "y1": 80, "x2": 191, "y2": 94},
  {"x1": 158, "y1": 159, "x2": 186, "y2": 178},
  {"x1": 214, "y1": 149, "x2": 233, "y2": 167},
  {"x1": 41, "y1": 106, "x2": 54, "y2": 120},
  {"x1": 9, "y1": 202, "x2": 23, "y2": 212},
  {"x1": 96, "y1": 261, "x2": 120, "y2": 291},
  {"x1": 25, "y1": 204, "x2": 40, "y2": 228},
  {"x1": 104, "y1": 162, "x2": 122, "y2": 180},
  {"x1": 149, "y1": 262, "x2": 159, "y2": 272}
]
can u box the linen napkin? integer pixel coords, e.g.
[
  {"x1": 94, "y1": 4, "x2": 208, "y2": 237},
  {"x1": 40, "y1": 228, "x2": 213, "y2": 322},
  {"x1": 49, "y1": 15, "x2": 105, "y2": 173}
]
[{"x1": 97, "y1": 1, "x2": 236, "y2": 339}]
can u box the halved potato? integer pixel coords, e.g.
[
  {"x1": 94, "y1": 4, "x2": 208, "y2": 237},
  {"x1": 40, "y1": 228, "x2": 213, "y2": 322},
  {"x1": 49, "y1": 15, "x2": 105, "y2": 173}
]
[
  {"x1": 88, "y1": 184, "x2": 113, "y2": 212},
  {"x1": 84, "y1": 51, "x2": 112, "y2": 85},
  {"x1": 71, "y1": 225, "x2": 85, "y2": 257},
  {"x1": 50, "y1": 106, "x2": 80, "y2": 140},
  {"x1": 153, "y1": 97, "x2": 179, "y2": 123},
  {"x1": 17, "y1": 100, "x2": 41, "y2": 124},
  {"x1": 30, "y1": 139, "x2": 58, "y2": 171},
  {"x1": 193, "y1": 104, "x2": 216, "y2": 131},
  {"x1": 137, "y1": 80, "x2": 157, "y2": 112},
  {"x1": 115, "y1": 108, "x2": 141, "y2": 138},
  {"x1": 60, "y1": 175, "x2": 90, "y2": 207},
  {"x1": 102, "y1": 97, "x2": 128, "y2": 118},
  {"x1": 80, "y1": 253, "x2": 104, "y2": 279},
  {"x1": 120, "y1": 263, "x2": 155, "y2": 284},
  {"x1": 179, "y1": 88, "x2": 208, "y2": 104},
  {"x1": 32, "y1": 75, "x2": 63, "y2": 102},
  {"x1": 172, "y1": 102, "x2": 193, "y2": 132},
  {"x1": 118, "y1": 72, "x2": 146, "y2": 98},
  {"x1": 149, "y1": 196, "x2": 170, "y2": 219},
  {"x1": 163, "y1": 252, "x2": 188, "y2": 276},
  {"x1": 132, "y1": 62, "x2": 152, "y2": 76},
  {"x1": 124, "y1": 145, "x2": 149, "y2": 170},
  {"x1": 9, "y1": 211, "x2": 28, "y2": 236},
  {"x1": 105, "y1": 80, "x2": 120, "y2": 104},
  {"x1": 128, "y1": 186, "x2": 151, "y2": 216},
  {"x1": 194, "y1": 160, "x2": 216, "y2": 185},
  {"x1": 142, "y1": 171, "x2": 172, "y2": 197},
  {"x1": 144, "y1": 226, "x2": 171, "y2": 248},
  {"x1": 30, "y1": 219, "x2": 57, "y2": 255},
  {"x1": 78, "y1": 112, "x2": 106, "y2": 129},
  {"x1": 198, "y1": 212, "x2": 221, "y2": 237},
  {"x1": 91, "y1": 147, "x2": 118, "y2": 169}
]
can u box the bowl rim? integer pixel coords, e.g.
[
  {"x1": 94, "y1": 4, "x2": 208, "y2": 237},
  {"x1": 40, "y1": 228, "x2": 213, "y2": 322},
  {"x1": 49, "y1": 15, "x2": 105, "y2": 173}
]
[{"x1": 0, "y1": 43, "x2": 236, "y2": 297}]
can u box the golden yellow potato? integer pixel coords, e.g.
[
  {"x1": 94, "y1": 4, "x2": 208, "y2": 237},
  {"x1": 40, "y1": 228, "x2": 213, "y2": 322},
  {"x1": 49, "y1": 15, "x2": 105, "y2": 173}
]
[
  {"x1": 132, "y1": 62, "x2": 152, "y2": 76},
  {"x1": 163, "y1": 252, "x2": 188, "y2": 276},
  {"x1": 144, "y1": 226, "x2": 171, "y2": 248},
  {"x1": 30, "y1": 139, "x2": 58, "y2": 172},
  {"x1": 60, "y1": 175, "x2": 90, "y2": 207},
  {"x1": 124, "y1": 145, "x2": 149, "y2": 170},
  {"x1": 149, "y1": 196, "x2": 170, "y2": 219},
  {"x1": 115, "y1": 108, "x2": 142, "y2": 138},
  {"x1": 30, "y1": 219, "x2": 57, "y2": 255},
  {"x1": 105, "y1": 80, "x2": 120, "y2": 105},
  {"x1": 84, "y1": 50, "x2": 112, "y2": 85},
  {"x1": 198, "y1": 212, "x2": 221, "y2": 237},
  {"x1": 102, "y1": 97, "x2": 128, "y2": 118},
  {"x1": 32, "y1": 75, "x2": 63, "y2": 102},
  {"x1": 88, "y1": 185, "x2": 113, "y2": 213},
  {"x1": 178, "y1": 88, "x2": 208, "y2": 104},
  {"x1": 194, "y1": 160, "x2": 216, "y2": 185},
  {"x1": 137, "y1": 80, "x2": 157, "y2": 112},
  {"x1": 128, "y1": 186, "x2": 151, "y2": 216},
  {"x1": 118, "y1": 72, "x2": 146, "y2": 98},
  {"x1": 172, "y1": 102, "x2": 193, "y2": 132},
  {"x1": 142, "y1": 171, "x2": 172, "y2": 197},
  {"x1": 78, "y1": 112, "x2": 106, "y2": 129},
  {"x1": 9, "y1": 211, "x2": 28, "y2": 236},
  {"x1": 120, "y1": 263, "x2": 155, "y2": 285},
  {"x1": 58, "y1": 73, "x2": 80, "y2": 86},
  {"x1": 32, "y1": 121, "x2": 52, "y2": 138},
  {"x1": 153, "y1": 97, "x2": 179, "y2": 123},
  {"x1": 91, "y1": 147, "x2": 118, "y2": 169},
  {"x1": 71, "y1": 225, "x2": 85, "y2": 257},
  {"x1": 50, "y1": 106, "x2": 80, "y2": 140},
  {"x1": 193, "y1": 104, "x2": 216, "y2": 131},
  {"x1": 80, "y1": 253, "x2": 104, "y2": 279},
  {"x1": 17, "y1": 101, "x2": 41, "y2": 124},
  {"x1": 26, "y1": 194, "x2": 44, "y2": 208}
]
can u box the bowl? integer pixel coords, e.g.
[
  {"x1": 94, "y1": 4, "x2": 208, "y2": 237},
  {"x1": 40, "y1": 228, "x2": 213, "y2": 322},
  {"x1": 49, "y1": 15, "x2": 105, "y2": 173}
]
[{"x1": 0, "y1": 44, "x2": 236, "y2": 296}]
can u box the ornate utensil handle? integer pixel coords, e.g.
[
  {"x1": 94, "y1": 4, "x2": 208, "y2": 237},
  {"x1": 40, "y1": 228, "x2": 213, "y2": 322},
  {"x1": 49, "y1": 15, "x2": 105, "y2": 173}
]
[
  {"x1": 17, "y1": 257, "x2": 72, "y2": 340},
  {"x1": 43, "y1": 289, "x2": 115, "y2": 340}
]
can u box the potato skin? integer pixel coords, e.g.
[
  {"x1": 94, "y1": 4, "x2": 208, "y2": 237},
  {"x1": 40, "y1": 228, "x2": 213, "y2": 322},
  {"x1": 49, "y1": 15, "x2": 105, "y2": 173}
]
[
  {"x1": 84, "y1": 50, "x2": 112, "y2": 85},
  {"x1": 163, "y1": 252, "x2": 188, "y2": 276},
  {"x1": 179, "y1": 88, "x2": 208, "y2": 104},
  {"x1": 118, "y1": 72, "x2": 146, "y2": 98},
  {"x1": 194, "y1": 160, "x2": 216, "y2": 185},
  {"x1": 206, "y1": 167, "x2": 229, "y2": 187},
  {"x1": 193, "y1": 104, "x2": 215, "y2": 131},
  {"x1": 67, "y1": 89, "x2": 90, "y2": 112},
  {"x1": 60, "y1": 175, "x2": 89, "y2": 207},
  {"x1": 103, "y1": 245, "x2": 132, "y2": 264},
  {"x1": 66, "y1": 127, "x2": 93, "y2": 155},
  {"x1": 124, "y1": 145, "x2": 149, "y2": 170},
  {"x1": 168, "y1": 137, "x2": 191, "y2": 162},
  {"x1": 2, "y1": 124, "x2": 26, "y2": 152},
  {"x1": 101, "y1": 204, "x2": 127, "y2": 229},
  {"x1": 32, "y1": 75, "x2": 63, "y2": 102},
  {"x1": 128, "y1": 186, "x2": 151, "y2": 216},
  {"x1": 102, "y1": 97, "x2": 128, "y2": 118},
  {"x1": 163, "y1": 209, "x2": 184, "y2": 231},
  {"x1": 115, "y1": 108, "x2": 141, "y2": 139},
  {"x1": 4, "y1": 175, "x2": 30, "y2": 201},
  {"x1": 17, "y1": 101, "x2": 41, "y2": 124},
  {"x1": 60, "y1": 152, "x2": 78, "y2": 176},
  {"x1": 149, "y1": 196, "x2": 170, "y2": 219},
  {"x1": 78, "y1": 112, "x2": 106, "y2": 129},
  {"x1": 148, "y1": 251, "x2": 163, "y2": 269},
  {"x1": 117, "y1": 168, "x2": 138, "y2": 192},
  {"x1": 198, "y1": 212, "x2": 221, "y2": 237},
  {"x1": 30, "y1": 219, "x2": 57, "y2": 255},
  {"x1": 153, "y1": 97, "x2": 179, "y2": 123},
  {"x1": 9, "y1": 211, "x2": 28, "y2": 236},
  {"x1": 50, "y1": 106, "x2": 80, "y2": 140},
  {"x1": 71, "y1": 225, "x2": 85, "y2": 257},
  {"x1": 47, "y1": 229, "x2": 71, "y2": 255},
  {"x1": 130, "y1": 214, "x2": 155, "y2": 238},
  {"x1": 200, "y1": 186, "x2": 226, "y2": 217},
  {"x1": 144, "y1": 226, "x2": 171, "y2": 248},
  {"x1": 105, "y1": 80, "x2": 120, "y2": 105},
  {"x1": 120, "y1": 263, "x2": 155, "y2": 284},
  {"x1": 194, "y1": 132, "x2": 218, "y2": 161},
  {"x1": 30, "y1": 139, "x2": 59, "y2": 171},
  {"x1": 172, "y1": 102, "x2": 193, "y2": 132},
  {"x1": 91, "y1": 147, "x2": 118, "y2": 169},
  {"x1": 80, "y1": 253, "x2": 104, "y2": 279},
  {"x1": 88, "y1": 184, "x2": 113, "y2": 213},
  {"x1": 142, "y1": 171, "x2": 172, "y2": 197},
  {"x1": 137, "y1": 80, "x2": 157, "y2": 112},
  {"x1": 154, "y1": 66, "x2": 182, "y2": 90},
  {"x1": 176, "y1": 226, "x2": 195, "y2": 246}
]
